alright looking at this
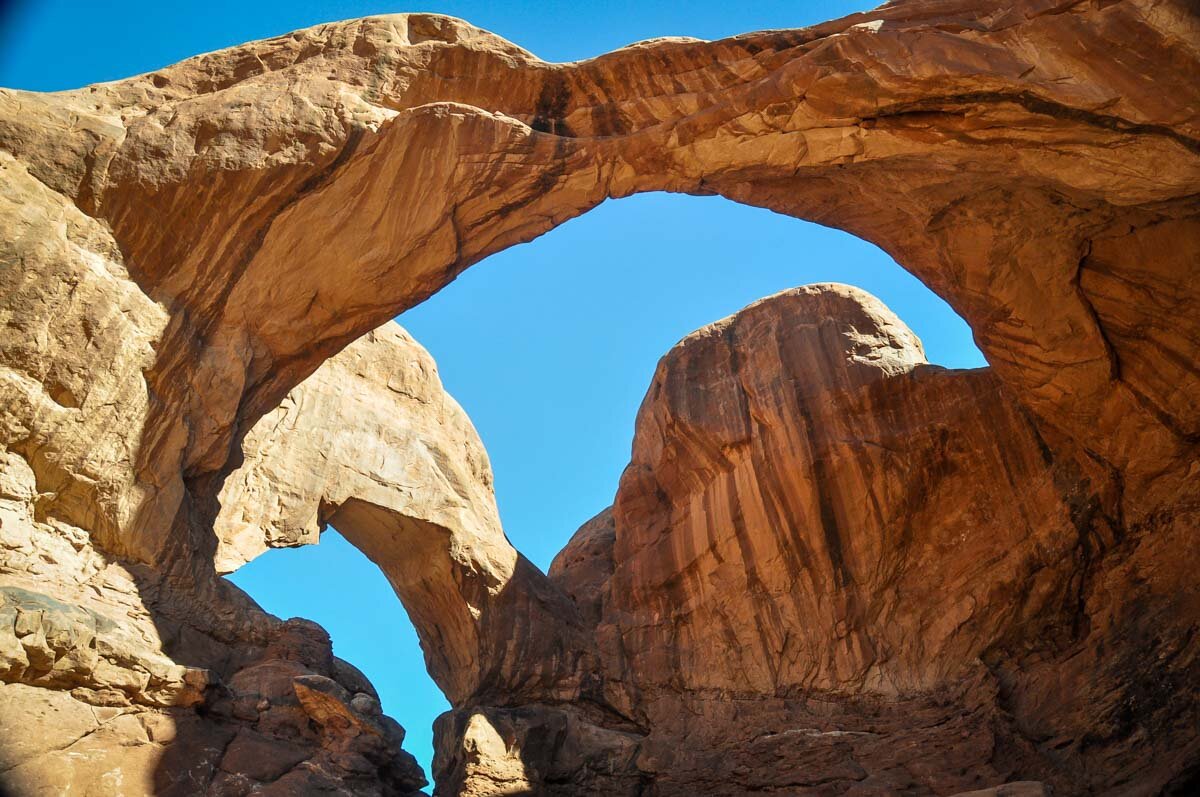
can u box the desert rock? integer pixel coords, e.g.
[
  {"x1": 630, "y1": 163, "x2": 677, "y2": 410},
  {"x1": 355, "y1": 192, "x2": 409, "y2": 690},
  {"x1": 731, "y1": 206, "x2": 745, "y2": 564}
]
[
  {"x1": 0, "y1": 0, "x2": 1197, "y2": 793},
  {"x1": 530, "y1": 284, "x2": 1198, "y2": 794}
]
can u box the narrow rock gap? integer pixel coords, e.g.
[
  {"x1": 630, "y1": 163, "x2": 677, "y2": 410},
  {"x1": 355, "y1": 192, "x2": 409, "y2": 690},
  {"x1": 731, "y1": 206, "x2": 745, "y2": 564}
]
[{"x1": 225, "y1": 528, "x2": 449, "y2": 780}]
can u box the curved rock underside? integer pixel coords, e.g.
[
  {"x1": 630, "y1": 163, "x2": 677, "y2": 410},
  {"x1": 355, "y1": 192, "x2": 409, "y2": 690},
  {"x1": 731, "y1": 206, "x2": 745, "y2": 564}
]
[{"x1": 0, "y1": 0, "x2": 1197, "y2": 794}]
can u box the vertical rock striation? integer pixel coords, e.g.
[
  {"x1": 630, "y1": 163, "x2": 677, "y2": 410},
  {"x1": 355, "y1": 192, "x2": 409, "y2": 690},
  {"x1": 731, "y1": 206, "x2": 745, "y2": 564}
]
[
  {"x1": 537, "y1": 284, "x2": 1198, "y2": 795},
  {"x1": 0, "y1": 0, "x2": 1197, "y2": 793}
]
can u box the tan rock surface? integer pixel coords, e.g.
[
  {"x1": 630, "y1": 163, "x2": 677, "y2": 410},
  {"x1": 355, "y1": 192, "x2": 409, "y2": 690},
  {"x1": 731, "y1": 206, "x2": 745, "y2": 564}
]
[
  {"x1": 213, "y1": 322, "x2": 509, "y2": 707},
  {"x1": 214, "y1": 322, "x2": 591, "y2": 706},
  {"x1": 0, "y1": 321, "x2": 461, "y2": 793},
  {"x1": 0, "y1": 0, "x2": 1197, "y2": 793},
  {"x1": 3, "y1": 0, "x2": 1196, "y2": 562},
  {"x1": 214, "y1": 323, "x2": 501, "y2": 576},
  {"x1": 610, "y1": 284, "x2": 1080, "y2": 698},
  {"x1": 530, "y1": 285, "x2": 1198, "y2": 795}
]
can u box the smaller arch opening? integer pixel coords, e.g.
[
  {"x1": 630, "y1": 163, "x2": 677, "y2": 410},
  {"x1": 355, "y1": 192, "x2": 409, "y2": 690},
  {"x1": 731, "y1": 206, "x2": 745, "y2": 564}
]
[{"x1": 226, "y1": 527, "x2": 448, "y2": 780}]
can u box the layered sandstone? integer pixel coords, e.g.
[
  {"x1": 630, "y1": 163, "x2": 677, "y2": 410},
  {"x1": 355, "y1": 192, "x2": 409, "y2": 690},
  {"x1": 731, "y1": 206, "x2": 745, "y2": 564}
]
[
  {"x1": 0, "y1": 0, "x2": 1197, "y2": 794},
  {"x1": 213, "y1": 322, "x2": 591, "y2": 708},
  {"x1": 212, "y1": 322, "x2": 514, "y2": 704},
  {"x1": 0, "y1": 324, "x2": 449, "y2": 794},
  {"x1": 538, "y1": 284, "x2": 1198, "y2": 795}
]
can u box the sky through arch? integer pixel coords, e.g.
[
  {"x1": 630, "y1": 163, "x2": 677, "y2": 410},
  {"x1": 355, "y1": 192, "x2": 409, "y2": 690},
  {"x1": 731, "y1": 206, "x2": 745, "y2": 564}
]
[
  {"x1": 229, "y1": 192, "x2": 985, "y2": 779},
  {"x1": 3, "y1": 0, "x2": 987, "y2": 784}
]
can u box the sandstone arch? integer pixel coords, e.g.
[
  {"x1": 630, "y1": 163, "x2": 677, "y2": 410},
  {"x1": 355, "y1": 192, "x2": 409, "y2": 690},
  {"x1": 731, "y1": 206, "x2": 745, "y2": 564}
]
[
  {"x1": 212, "y1": 322, "x2": 591, "y2": 707},
  {"x1": 4, "y1": 0, "x2": 1196, "y2": 562},
  {"x1": 1, "y1": 0, "x2": 1197, "y2": 793}
]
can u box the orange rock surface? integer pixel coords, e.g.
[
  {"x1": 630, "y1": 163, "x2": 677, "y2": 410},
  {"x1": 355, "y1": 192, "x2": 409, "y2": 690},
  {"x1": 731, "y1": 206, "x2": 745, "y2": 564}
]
[
  {"x1": 1, "y1": 0, "x2": 1197, "y2": 793},
  {"x1": 545, "y1": 284, "x2": 1197, "y2": 794}
]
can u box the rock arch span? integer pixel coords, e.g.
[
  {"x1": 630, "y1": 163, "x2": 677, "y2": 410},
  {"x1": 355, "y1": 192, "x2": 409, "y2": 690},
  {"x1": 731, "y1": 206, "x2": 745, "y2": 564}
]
[
  {"x1": 0, "y1": 0, "x2": 1197, "y2": 793},
  {"x1": 212, "y1": 323, "x2": 590, "y2": 709}
]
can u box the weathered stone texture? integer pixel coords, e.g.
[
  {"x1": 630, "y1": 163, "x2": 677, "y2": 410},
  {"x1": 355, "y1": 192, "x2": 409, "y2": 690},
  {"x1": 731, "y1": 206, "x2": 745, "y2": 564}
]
[
  {"x1": 1, "y1": 0, "x2": 1197, "y2": 793},
  {"x1": 533, "y1": 285, "x2": 1199, "y2": 795}
]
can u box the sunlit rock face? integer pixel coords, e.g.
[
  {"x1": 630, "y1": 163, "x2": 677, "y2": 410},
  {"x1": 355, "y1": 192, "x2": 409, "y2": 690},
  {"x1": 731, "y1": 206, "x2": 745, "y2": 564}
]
[
  {"x1": 609, "y1": 284, "x2": 1083, "y2": 700},
  {"x1": 0, "y1": 327, "x2": 438, "y2": 795},
  {"x1": 538, "y1": 284, "x2": 1198, "y2": 795},
  {"x1": 214, "y1": 322, "x2": 593, "y2": 709},
  {"x1": 0, "y1": 0, "x2": 1198, "y2": 793},
  {"x1": 212, "y1": 322, "x2": 514, "y2": 704}
]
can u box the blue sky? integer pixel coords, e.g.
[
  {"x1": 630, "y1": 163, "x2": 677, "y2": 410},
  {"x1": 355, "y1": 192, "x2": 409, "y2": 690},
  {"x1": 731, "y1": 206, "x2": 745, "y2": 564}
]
[{"x1": 2, "y1": 0, "x2": 986, "y2": 784}]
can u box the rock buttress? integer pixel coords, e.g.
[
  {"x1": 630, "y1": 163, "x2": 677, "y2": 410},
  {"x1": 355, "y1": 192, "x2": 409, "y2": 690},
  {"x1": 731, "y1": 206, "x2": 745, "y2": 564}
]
[{"x1": 518, "y1": 285, "x2": 1198, "y2": 796}]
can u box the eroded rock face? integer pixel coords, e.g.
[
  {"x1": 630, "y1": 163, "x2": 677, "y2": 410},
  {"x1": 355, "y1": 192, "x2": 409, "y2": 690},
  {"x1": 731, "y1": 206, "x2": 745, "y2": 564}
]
[
  {"x1": 526, "y1": 285, "x2": 1199, "y2": 795},
  {"x1": 0, "y1": 330, "x2": 441, "y2": 794},
  {"x1": 214, "y1": 322, "x2": 592, "y2": 708},
  {"x1": 609, "y1": 284, "x2": 1084, "y2": 700},
  {"x1": 213, "y1": 323, "x2": 502, "y2": 578},
  {"x1": 2, "y1": 0, "x2": 1196, "y2": 566},
  {"x1": 213, "y1": 322, "x2": 513, "y2": 704},
  {"x1": 0, "y1": 0, "x2": 1197, "y2": 794}
]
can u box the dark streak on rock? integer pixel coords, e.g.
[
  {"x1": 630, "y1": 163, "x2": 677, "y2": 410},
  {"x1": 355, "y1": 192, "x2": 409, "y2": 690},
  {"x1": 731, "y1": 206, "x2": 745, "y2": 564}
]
[
  {"x1": 531, "y1": 71, "x2": 574, "y2": 136},
  {"x1": 793, "y1": 394, "x2": 850, "y2": 591},
  {"x1": 870, "y1": 90, "x2": 1200, "y2": 155}
]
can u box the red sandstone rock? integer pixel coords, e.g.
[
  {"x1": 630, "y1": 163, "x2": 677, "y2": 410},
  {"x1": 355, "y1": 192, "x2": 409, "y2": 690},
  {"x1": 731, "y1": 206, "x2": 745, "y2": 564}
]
[
  {"x1": 539, "y1": 283, "x2": 1199, "y2": 794},
  {"x1": 0, "y1": 0, "x2": 1197, "y2": 793}
]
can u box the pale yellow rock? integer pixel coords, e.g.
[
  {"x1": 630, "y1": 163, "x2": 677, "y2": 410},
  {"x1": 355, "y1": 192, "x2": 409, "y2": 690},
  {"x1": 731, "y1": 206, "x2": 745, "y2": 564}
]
[
  {"x1": 454, "y1": 712, "x2": 533, "y2": 796},
  {"x1": 214, "y1": 320, "x2": 504, "y2": 575},
  {"x1": 214, "y1": 321, "x2": 583, "y2": 704},
  {"x1": 0, "y1": 153, "x2": 177, "y2": 564}
]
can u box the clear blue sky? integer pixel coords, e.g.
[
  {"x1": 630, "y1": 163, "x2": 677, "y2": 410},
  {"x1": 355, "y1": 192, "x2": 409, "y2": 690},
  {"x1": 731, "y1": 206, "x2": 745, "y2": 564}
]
[{"x1": 2, "y1": 1, "x2": 986, "y2": 785}]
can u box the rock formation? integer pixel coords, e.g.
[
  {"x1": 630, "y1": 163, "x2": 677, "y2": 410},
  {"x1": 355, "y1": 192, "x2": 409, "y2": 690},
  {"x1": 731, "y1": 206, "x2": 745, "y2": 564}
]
[
  {"x1": 0, "y1": 0, "x2": 1197, "y2": 793},
  {"x1": 213, "y1": 322, "x2": 514, "y2": 704},
  {"x1": 541, "y1": 284, "x2": 1197, "y2": 795},
  {"x1": 0, "y1": 323, "x2": 443, "y2": 794},
  {"x1": 213, "y1": 322, "x2": 591, "y2": 709}
]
